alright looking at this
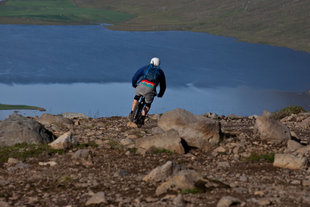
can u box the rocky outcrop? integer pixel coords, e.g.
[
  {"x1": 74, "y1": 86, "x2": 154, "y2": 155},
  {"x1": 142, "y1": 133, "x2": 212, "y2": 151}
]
[
  {"x1": 0, "y1": 114, "x2": 55, "y2": 146},
  {"x1": 158, "y1": 108, "x2": 220, "y2": 151},
  {"x1": 254, "y1": 111, "x2": 291, "y2": 144}
]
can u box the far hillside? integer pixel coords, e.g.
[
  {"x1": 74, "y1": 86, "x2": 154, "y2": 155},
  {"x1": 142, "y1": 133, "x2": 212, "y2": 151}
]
[{"x1": 0, "y1": 0, "x2": 309, "y2": 53}]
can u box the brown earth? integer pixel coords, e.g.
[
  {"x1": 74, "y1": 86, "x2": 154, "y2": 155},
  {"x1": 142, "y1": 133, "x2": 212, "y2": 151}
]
[{"x1": 0, "y1": 113, "x2": 309, "y2": 206}]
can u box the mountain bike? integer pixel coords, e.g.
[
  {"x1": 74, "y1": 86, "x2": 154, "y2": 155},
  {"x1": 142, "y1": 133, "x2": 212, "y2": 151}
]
[{"x1": 132, "y1": 96, "x2": 146, "y2": 128}]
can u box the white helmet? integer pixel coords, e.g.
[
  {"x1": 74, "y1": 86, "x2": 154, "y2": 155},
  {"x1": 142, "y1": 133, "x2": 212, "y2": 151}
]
[{"x1": 150, "y1": 57, "x2": 160, "y2": 66}]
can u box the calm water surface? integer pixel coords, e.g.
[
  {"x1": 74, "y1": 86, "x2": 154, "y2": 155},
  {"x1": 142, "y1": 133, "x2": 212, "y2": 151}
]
[{"x1": 0, "y1": 25, "x2": 309, "y2": 119}]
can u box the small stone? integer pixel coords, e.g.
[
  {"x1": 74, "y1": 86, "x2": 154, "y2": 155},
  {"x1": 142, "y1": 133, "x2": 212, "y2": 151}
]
[
  {"x1": 217, "y1": 196, "x2": 241, "y2": 207},
  {"x1": 39, "y1": 161, "x2": 57, "y2": 166},
  {"x1": 254, "y1": 191, "x2": 265, "y2": 196},
  {"x1": 218, "y1": 161, "x2": 230, "y2": 168},
  {"x1": 127, "y1": 122, "x2": 138, "y2": 128},
  {"x1": 85, "y1": 192, "x2": 107, "y2": 206},
  {"x1": 128, "y1": 134, "x2": 137, "y2": 139},
  {"x1": 173, "y1": 194, "x2": 185, "y2": 207},
  {"x1": 239, "y1": 175, "x2": 248, "y2": 182},
  {"x1": 6, "y1": 158, "x2": 19, "y2": 165},
  {"x1": 145, "y1": 197, "x2": 158, "y2": 202},
  {"x1": 302, "y1": 180, "x2": 310, "y2": 187},
  {"x1": 291, "y1": 180, "x2": 301, "y2": 185},
  {"x1": 257, "y1": 198, "x2": 271, "y2": 206},
  {"x1": 120, "y1": 138, "x2": 134, "y2": 146}
]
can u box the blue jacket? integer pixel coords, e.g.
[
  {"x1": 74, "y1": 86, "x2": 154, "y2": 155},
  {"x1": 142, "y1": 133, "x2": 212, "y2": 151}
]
[{"x1": 132, "y1": 65, "x2": 166, "y2": 97}]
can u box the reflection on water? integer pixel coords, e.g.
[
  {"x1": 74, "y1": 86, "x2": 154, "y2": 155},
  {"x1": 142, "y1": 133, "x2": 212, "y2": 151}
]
[{"x1": 1, "y1": 83, "x2": 309, "y2": 120}]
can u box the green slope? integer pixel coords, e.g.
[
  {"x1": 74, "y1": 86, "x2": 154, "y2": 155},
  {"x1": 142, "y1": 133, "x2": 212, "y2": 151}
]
[
  {"x1": 0, "y1": 0, "x2": 133, "y2": 24},
  {"x1": 0, "y1": 104, "x2": 45, "y2": 111},
  {"x1": 0, "y1": 0, "x2": 309, "y2": 52}
]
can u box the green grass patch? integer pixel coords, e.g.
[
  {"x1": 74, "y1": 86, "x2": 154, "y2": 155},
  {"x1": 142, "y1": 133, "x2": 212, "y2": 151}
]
[
  {"x1": 151, "y1": 148, "x2": 174, "y2": 155},
  {"x1": 0, "y1": 143, "x2": 64, "y2": 165},
  {"x1": 246, "y1": 152, "x2": 274, "y2": 163},
  {"x1": 0, "y1": 104, "x2": 45, "y2": 111},
  {"x1": 182, "y1": 187, "x2": 204, "y2": 194},
  {"x1": 75, "y1": 141, "x2": 98, "y2": 149},
  {"x1": 0, "y1": 0, "x2": 133, "y2": 24},
  {"x1": 58, "y1": 175, "x2": 74, "y2": 183},
  {"x1": 128, "y1": 147, "x2": 137, "y2": 154},
  {"x1": 272, "y1": 105, "x2": 307, "y2": 120}
]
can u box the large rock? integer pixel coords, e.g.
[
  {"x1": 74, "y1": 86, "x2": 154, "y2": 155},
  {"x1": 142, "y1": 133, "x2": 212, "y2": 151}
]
[
  {"x1": 158, "y1": 109, "x2": 220, "y2": 150},
  {"x1": 155, "y1": 170, "x2": 202, "y2": 196},
  {"x1": 143, "y1": 161, "x2": 184, "y2": 183},
  {"x1": 135, "y1": 130, "x2": 185, "y2": 154},
  {"x1": 49, "y1": 131, "x2": 77, "y2": 150},
  {"x1": 0, "y1": 114, "x2": 55, "y2": 146},
  {"x1": 254, "y1": 111, "x2": 291, "y2": 145},
  {"x1": 62, "y1": 112, "x2": 89, "y2": 119},
  {"x1": 38, "y1": 113, "x2": 73, "y2": 127},
  {"x1": 273, "y1": 153, "x2": 307, "y2": 170}
]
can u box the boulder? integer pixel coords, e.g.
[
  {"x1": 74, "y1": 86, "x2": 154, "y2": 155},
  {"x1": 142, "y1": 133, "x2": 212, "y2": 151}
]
[
  {"x1": 135, "y1": 130, "x2": 185, "y2": 154},
  {"x1": 38, "y1": 113, "x2": 73, "y2": 127},
  {"x1": 62, "y1": 112, "x2": 89, "y2": 119},
  {"x1": 158, "y1": 108, "x2": 220, "y2": 151},
  {"x1": 254, "y1": 111, "x2": 291, "y2": 145},
  {"x1": 286, "y1": 139, "x2": 304, "y2": 153},
  {"x1": 0, "y1": 114, "x2": 55, "y2": 146},
  {"x1": 273, "y1": 153, "x2": 307, "y2": 170},
  {"x1": 143, "y1": 161, "x2": 184, "y2": 183},
  {"x1": 155, "y1": 169, "x2": 202, "y2": 196},
  {"x1": 49, "y1": 131, "x2": 77, "y2": 150}
]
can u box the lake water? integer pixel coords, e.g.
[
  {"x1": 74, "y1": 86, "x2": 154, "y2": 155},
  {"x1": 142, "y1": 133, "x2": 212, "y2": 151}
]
[{"x1": 0, "y1": 24, "x2": 310, "y2": 119}]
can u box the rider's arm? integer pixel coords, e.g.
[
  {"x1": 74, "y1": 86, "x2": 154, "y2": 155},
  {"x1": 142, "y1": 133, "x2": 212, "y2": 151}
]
[
  {"x1": 157, "y1": 70, "x2": 166, "y2": 97},
  {"x1": 132, "y1": 66, "x2": 146, "y2": 87}
]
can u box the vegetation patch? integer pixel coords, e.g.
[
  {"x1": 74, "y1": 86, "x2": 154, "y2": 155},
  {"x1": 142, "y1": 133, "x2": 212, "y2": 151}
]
[
  {"x1": 0, "y1": 104, "x2": 45, "y2": 111},
  {"x1": 0, "y1": 143, "x2": 64, "y2": 165},
  {"x1": 75, "y1": 142, "x2": 98, "y2": 149},
  {"x1": 128, "y1": 147, "x2": 137, "y2": 154},
  {"x1": 246, "y1": 152, "x2": 274, "y2": 163},
  {"x1": 150, "y1": 148, "x2": 174, "y2": 155},
  {"x1": 182, "y1": 187, "x2": 204, "y2": 194},
  {"x1": 272, "y1": 105, "x2": 307, "y2": 120},
  {"x1": 0, "y1": 0, "x2": 133, "y2": 24}
]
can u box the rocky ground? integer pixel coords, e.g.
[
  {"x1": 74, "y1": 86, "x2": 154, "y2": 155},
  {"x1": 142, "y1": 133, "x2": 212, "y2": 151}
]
[{"x1": 0, "y1": 110, "x2": 310, "y2": 207}]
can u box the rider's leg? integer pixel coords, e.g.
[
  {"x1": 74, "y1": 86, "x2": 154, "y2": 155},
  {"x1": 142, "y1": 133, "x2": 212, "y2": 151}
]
[
  {"x1": 142, "y1": 105, "x2": 150, "y2": 116},
  {"x1": 128, "y1": 95, "x2": 141, "y2": 121},
  {"x1": 131, "y1": 99, "x2": 138, "y2": 111}
]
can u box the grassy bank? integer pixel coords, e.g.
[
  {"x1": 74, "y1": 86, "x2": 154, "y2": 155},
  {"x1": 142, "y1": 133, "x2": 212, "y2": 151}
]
[
  {"x1": 0, "y1": 104, "x2": 46, "y2": 111},
  {"x1": 0, "y1": 0, "x2": 309, "y2": 53},
  {"x1": 0, "y1": 0, "x2": 133, "y2": 24}
]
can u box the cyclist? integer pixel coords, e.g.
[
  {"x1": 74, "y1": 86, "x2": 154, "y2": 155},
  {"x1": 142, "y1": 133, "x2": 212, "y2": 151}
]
[{"x1": 128, "y1": 57, "x2": 166, "y2": 125}]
